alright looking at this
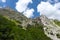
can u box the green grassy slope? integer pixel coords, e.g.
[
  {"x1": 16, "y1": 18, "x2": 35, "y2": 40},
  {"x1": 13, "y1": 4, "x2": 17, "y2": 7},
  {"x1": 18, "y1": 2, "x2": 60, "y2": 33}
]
[
  {"x1": 0, "y1": 15, "x2": 51, "y2": 40},
  {"x1": 54, "y1": 20, "x2": 60, "y2": 26}
]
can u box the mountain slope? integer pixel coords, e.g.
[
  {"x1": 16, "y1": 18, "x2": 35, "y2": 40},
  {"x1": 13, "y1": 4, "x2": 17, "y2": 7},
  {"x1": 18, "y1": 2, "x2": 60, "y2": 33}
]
[
  {"x1": 0, "y1": 8, "x2": 51, "y2": 40},
  {"x1": 40, "y1": 15, "x2": 60, "y2": 40},
  {"x1": 54, "y1": 20, "x2": 60, "y2": 26}
]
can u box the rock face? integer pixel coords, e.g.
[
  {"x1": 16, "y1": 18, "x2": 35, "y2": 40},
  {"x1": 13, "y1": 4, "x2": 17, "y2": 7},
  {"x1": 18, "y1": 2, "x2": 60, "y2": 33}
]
[
  {"x1": 0, "y1": 8, "x2": 42, "y2": 29},
  {"x1": 0, "y1": 8, "x2": 30, "y2": 24},
  {"x1": 40, "y1": 15, "x2": 60, "y2": 40},
  {"x1": 0, "y1": 8, "x2": 60, "y2": 40}
]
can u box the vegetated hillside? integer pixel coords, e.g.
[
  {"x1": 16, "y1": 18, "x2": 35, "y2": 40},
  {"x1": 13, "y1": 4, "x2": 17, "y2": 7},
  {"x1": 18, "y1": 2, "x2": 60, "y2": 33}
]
[
  {"x1": 54, "y1": 19, "x2": 60, "y2": 26},
  {"x1": 0, "y1": 8, "x2": 51, "y2": 40}
]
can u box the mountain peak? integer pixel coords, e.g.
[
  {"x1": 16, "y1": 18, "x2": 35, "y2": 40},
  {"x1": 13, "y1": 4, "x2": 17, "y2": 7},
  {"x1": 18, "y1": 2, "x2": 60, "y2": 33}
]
[{"x1": 40, "y1": 15, "x2": 48, "y2": 19}]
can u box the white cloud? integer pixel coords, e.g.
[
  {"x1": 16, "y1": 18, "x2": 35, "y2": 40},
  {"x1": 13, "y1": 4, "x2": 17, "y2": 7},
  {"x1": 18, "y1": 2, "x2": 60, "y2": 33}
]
[
  {"x1": 23, "y1": 8, "x2": 34, "y2": 18},
  {"x1": 37, "y1": 1, "x2": 60, "y2": 20},
  {"x1": 48, "y1": 0, "x2": 59, "y2": 3},
  {"x1": 1, "y1": 0, "x2": 6, "y2": 2},
  {"x1": 16, "y1": 0, "x2": 33, "y2": 12},
  {"x1": 15, "y1": 0, "x2": 34, "y2": 18},
  {"x1": 54, "y1": 3, "x2": 60, "y2": 10}
]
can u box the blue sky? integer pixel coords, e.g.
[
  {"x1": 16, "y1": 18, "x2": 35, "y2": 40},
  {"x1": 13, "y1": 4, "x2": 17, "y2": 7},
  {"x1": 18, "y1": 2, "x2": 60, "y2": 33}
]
[
  {"x1": 0, "y1": 0, "x2": 60, "y2": 20},
  {"x1": 27, "y1": 0, "x2": 41, "y2": 18}
]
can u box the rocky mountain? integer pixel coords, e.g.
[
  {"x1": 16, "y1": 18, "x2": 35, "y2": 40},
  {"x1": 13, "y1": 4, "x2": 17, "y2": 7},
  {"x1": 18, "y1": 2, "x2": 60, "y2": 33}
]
[
  {"x1": 40, "y1": 15, "x2": 60, "y2": 40},
  {"x1": 0, "y1": 8, "x2": 42, "y2": 29},
  {"x1": 0, "y1": 8, "x2": 60, "y2": 40}
]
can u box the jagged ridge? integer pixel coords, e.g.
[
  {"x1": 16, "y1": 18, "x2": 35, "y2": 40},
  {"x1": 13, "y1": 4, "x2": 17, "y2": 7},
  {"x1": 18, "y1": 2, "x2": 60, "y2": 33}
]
[{"x1": 0, "y1": 8, "x2": 52, "y2": 40}]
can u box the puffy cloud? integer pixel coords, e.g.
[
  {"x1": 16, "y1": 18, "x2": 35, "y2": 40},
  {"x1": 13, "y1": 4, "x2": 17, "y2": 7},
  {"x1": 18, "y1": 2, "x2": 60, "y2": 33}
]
[
  {"x1": 48, "y1": 0, "x2": 59, "y2": 3},
  {"x1": 54, "y1": 3, "x2": 60, "y2": 10},
  {"x1": 37, "y1": 1, "x2": 60, "y2": 20},
  {"x1": 1, "y1": 0, "x2": 6, "y2": 2},
  {"x1": 15, "y1": 0, "x2": 34, "y2": 18},
  {"x1": 23, "y1": 8, "x2": 34, "y2": 18},
  {"x1": 16, "y1": 0, "x2": 33, "y2": 12}
]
